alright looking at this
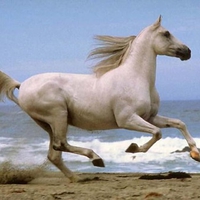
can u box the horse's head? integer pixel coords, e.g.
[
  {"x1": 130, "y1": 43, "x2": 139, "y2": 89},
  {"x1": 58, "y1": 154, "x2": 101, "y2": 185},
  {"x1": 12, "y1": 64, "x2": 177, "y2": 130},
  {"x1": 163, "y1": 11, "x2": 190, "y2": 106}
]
[{"x1": 148, "y1": 16, "x2": 191, "y2": 61}]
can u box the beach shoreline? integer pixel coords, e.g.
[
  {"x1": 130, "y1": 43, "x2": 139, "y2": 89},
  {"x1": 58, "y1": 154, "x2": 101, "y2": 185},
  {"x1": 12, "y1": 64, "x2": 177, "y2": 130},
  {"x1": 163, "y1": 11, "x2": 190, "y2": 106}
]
[{"x1": 0, "y1": 172, "x2": 200, "y2": 200}]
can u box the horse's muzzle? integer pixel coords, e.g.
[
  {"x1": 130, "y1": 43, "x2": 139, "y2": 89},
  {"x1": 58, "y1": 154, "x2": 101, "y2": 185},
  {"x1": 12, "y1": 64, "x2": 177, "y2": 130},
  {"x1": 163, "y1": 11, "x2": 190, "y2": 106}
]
[{"x1": 176, "y1": 47, "x2": 191, "y2": 61}]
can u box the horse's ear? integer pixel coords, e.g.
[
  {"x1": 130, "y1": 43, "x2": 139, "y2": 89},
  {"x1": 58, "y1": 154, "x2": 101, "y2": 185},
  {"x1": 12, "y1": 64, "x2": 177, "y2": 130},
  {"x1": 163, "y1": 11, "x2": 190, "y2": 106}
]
[{"x1": 153, "y1": 15, "x2": 162, "y2": 28}]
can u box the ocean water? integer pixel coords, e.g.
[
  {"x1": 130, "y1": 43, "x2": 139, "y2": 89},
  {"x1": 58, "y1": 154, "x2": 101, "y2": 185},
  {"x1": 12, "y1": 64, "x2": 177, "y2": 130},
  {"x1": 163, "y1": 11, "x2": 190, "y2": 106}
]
[{"x1": 1, "y1": 100, "x2": 200, "y2": 174}]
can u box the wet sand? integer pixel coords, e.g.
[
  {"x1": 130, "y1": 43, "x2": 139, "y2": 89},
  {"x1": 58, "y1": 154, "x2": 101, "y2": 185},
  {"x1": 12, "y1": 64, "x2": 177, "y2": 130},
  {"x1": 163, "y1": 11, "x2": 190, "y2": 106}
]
[{"x1": 0, "y1": 172, "x2": 200, "y2": 200}]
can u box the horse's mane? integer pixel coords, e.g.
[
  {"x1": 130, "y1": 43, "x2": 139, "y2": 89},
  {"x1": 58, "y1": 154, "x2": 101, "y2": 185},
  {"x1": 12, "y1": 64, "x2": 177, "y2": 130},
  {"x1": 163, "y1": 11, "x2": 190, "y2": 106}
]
[{"x1": 88, "y1": 35, "x2": 136, "y2": 77}]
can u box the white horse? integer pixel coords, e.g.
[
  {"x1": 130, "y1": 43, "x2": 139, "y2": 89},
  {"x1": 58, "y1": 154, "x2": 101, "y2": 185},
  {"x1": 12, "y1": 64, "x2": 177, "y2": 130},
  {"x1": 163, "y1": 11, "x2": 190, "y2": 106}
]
[{"x1": 0, "y1": 16, "x2": 199, "y2": 182}]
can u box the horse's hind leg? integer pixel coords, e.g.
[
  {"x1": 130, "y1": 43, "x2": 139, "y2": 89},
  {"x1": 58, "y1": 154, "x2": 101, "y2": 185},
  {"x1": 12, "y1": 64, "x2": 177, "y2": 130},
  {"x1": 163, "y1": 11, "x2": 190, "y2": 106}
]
[
  {"x1": 48, "y1": 137, "x2": 79, "y2": 182},
  {"x1": 50, "y1": 114, "x2": 105, "y2": 167},
  {"x1": 33, "y1": 119, "x2": 77, "y2": 182}
]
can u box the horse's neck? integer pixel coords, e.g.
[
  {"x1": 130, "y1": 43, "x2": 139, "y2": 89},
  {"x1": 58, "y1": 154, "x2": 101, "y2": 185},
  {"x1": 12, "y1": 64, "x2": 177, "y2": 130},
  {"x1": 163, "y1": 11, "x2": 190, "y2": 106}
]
[{"x1": 123, "y1": 40, "x2": 157, "y2": 88}]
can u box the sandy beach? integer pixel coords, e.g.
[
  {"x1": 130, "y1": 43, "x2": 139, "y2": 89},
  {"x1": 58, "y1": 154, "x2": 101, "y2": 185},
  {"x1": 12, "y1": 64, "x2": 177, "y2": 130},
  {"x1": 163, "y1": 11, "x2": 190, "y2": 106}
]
[{"x1": 0, "y1": 172, "x2": 200, "y2": 200}]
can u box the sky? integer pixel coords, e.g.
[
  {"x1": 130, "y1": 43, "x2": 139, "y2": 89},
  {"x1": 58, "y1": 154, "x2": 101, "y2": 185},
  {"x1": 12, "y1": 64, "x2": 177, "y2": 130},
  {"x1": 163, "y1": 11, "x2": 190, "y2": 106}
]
[{"x1": 0, "y1": 0, "x2": 200, "y2": 101}]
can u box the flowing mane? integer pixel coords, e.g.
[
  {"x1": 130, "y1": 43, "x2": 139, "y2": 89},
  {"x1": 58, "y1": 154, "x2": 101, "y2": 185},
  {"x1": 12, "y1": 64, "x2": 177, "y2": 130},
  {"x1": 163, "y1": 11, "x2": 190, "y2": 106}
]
[{"x1": 88, "y1": 35, "x2": 136, "y2": 77}]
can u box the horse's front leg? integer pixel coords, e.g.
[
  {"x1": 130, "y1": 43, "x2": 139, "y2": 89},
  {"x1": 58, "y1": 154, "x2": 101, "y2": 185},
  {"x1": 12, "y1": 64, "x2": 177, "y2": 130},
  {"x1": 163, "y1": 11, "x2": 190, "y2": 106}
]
[
  {"x1": 149, "y1": 115, "x2": 200, "y2": 162},
  {"x1": 117, "y1": 114, "x2": 162, "y2": 153}
]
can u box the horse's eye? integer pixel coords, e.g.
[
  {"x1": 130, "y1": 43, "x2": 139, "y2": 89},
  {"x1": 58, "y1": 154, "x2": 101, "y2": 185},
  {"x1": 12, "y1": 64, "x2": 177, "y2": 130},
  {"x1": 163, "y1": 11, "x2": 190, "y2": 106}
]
[{"x1": 164, "y1": 31, "x2": 170, "y2": 38}]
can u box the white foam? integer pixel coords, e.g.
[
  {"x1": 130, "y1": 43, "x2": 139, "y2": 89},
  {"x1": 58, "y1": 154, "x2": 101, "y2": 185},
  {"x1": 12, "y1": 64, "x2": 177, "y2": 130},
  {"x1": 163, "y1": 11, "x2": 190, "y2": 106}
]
[
  {"x1": 1, "y1": 136, "x2": 200, "y2": 172},
  {"x1": 65, "y1": 137, "x2": 192, "y2": 163}
]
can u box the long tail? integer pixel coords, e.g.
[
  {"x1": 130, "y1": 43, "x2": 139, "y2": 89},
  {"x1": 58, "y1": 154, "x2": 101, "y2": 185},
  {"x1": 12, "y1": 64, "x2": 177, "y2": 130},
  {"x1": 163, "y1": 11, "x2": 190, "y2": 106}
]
[{"x1": 0, "y1": 71, "x2": 20, "y2": 105}]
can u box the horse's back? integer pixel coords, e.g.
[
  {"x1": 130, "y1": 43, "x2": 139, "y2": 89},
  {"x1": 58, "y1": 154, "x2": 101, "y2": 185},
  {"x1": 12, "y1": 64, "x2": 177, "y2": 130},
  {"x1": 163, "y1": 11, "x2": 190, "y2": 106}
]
[{"x1": 18, "y1": 72, "x2": 89, "y2": 106}]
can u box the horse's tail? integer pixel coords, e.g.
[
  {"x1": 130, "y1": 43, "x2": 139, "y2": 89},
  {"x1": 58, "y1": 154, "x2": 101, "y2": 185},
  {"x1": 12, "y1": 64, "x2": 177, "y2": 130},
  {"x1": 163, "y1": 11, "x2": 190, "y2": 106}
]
[{"x1": 0, "y1": 71, "x2": 20, "y2": 105}]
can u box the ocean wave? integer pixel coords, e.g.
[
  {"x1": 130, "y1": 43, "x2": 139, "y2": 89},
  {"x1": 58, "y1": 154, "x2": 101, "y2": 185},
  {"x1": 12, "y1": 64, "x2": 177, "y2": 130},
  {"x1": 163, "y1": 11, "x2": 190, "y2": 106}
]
[{"x1": 1, "y1": 136, "x2": 200, "y2": 173}]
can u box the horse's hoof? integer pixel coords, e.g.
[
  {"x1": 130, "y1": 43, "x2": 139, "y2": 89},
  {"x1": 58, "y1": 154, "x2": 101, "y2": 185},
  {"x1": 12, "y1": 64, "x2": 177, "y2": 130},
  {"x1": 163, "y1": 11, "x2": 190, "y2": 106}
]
[
  {"x1": 69, "y1": 174, "x2": 80, "y2": 183},
  {"x1": 92, "y1": 158, "x2": 105, "y2": 167},
  {"x1": 190, "y1": 151, "x2": 200, "y2": 162},
  {"x1": 125, "y1": 143, "x2": 140, "y2": 153}
]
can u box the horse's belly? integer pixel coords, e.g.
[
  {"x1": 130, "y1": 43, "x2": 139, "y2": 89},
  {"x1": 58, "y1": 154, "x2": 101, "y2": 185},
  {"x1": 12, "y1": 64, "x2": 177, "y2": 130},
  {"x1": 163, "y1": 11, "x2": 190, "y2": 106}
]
[
  {"x1": 70, "y1": 120, "x2": 118, "y2": 130},
  {"x1": 68, "y1": 110, "x2": 118, "y2": 130}
]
